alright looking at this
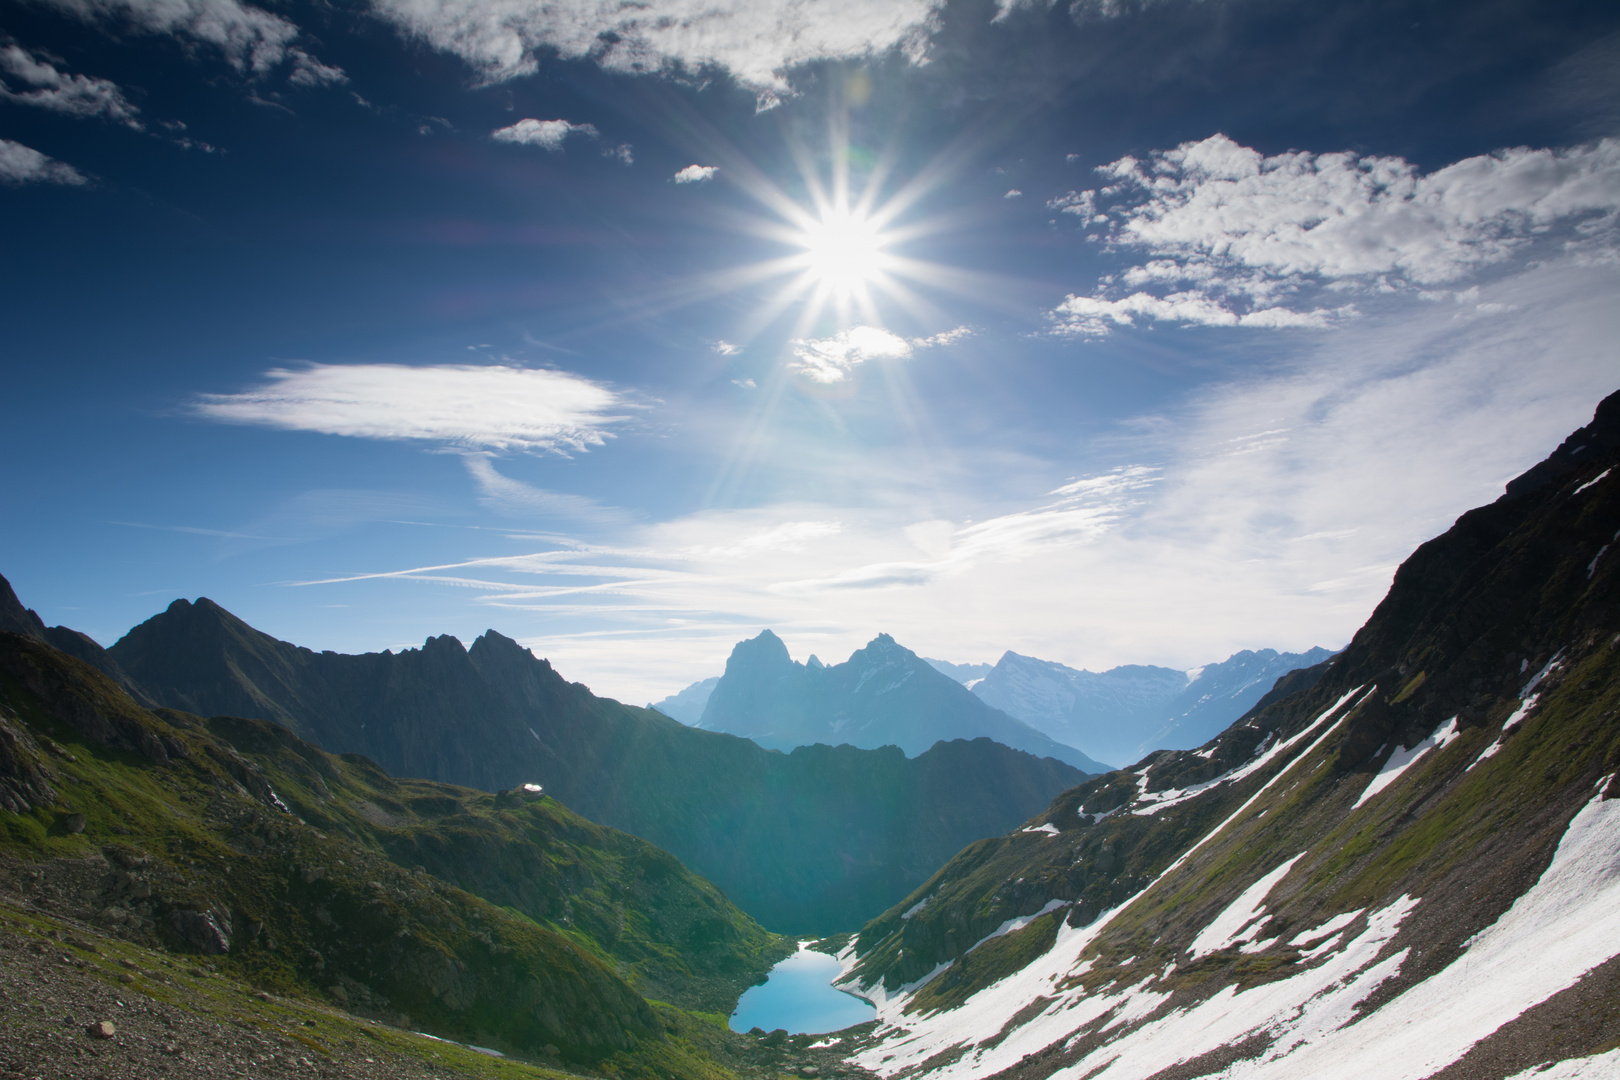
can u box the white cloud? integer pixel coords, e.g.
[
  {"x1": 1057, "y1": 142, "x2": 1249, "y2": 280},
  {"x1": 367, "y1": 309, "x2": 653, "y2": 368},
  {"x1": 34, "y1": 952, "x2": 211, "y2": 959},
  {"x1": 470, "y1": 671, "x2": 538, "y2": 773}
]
[
  {"x1": 790, "y1": 325, "x2": 913, "y2": 383},
  {"x1": 1004, "y1": 188, "x2": 1022, "y2": 199},
  {"x1": 912, "y1": 325, "x2": 973, "y2": 347},
  {"x1": 0, "y1": 138, "x2": 87, "y2": 185},
  {"x1": 788, "y1": 324, "x2": 972, "y2": 383},
  {"x1": 0, "y1": 44, "x2": 142, "y2": 126},
  {"x1": 713, "y1": 340, "x2": 740, "y2": 355},
  {"x1": 367, "y1": 0, "x2": 944, "y2": 97},
  {"x1": 1055, "y1": 134, "x2": 1620, "y2": 333},
  {"x1": 492, "y1": 117, "x2": 629, "y2": 162},
  {"x1": 674, "y1": 164, "x2": 719, "y2": 183},
  {"x1": 492, "y1": 117, "x2": 595, "y2": 151},
  {"x1": 287, "y1": 48, "x2": 347, "y2": 87},
  {"x1": 192, "y1": 363, "x2": 627, "y2": 453},
  {"x1": 35, "y1": 0, "x2": 342, "y2": 82},
  {"x1": 1054, "y1": 291, "x2": 1341, "y2": 334}
]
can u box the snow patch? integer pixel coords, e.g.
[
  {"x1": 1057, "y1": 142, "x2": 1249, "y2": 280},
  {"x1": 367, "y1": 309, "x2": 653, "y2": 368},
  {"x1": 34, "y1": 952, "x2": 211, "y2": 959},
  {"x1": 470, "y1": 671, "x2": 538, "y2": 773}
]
[
  {"x1": 1353, "y1": 716, "x2": 1461, "y2": 809},
  {"x1": 1471, "y1": 652, "x2": 1565, "y2": 770},
  {"x1": 969, "y1": 899, "x2": 1071, "y2": 954},
  {"x1": 1288, "y1": 908, "x2": 1363, "y2": 947},
  {"x1": 1192, "y1": 785, "x2": 1620, "y2": 1079},
  {"x1": 1133, "y1": 686, "x2": 1367, "y2": 817},
  {"x1": 902, "y1": 896, "x2": 930, "y2": 920},
  {"x1": 1188, "y1": 854, "x2": 1305, "y2": 959},
  {"x1": 1572, "y1": 467, "x2": 1611, "y2": 495},
  {"x1": 1022, "y1": 823, "x2": 1061, "y2": 836}
]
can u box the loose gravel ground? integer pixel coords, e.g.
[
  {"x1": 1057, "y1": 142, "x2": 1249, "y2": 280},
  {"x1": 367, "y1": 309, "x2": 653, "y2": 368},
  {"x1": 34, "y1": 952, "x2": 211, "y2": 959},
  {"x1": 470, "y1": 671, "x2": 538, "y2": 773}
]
[{"x1": 0, "y1": 901, "x2": 566, "y2": 1080}]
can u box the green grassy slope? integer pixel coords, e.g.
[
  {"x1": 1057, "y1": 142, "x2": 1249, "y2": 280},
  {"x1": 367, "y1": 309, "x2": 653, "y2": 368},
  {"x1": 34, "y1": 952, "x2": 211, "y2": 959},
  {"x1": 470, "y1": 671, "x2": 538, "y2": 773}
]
[{"x1": 0, "y1": 631, "x2": 781, "y2": 1078}]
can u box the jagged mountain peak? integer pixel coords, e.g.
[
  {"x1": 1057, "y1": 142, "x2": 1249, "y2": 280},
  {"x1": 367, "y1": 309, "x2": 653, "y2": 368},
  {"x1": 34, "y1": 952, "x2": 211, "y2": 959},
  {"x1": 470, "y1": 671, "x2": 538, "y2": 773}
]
[
  {"x1": 724, "y1": 627, "x2": 794, "y2": 668},
  {"x1": 699, "y1": 628, "x2": 1108, "y2": 772},
  {"x1": 0, "y1": 572, "x2": 48, "y2": 638}
]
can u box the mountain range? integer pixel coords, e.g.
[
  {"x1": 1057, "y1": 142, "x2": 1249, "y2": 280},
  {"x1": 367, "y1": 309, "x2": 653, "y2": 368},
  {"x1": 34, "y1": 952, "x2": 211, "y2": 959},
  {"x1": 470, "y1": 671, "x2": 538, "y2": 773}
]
[
  {"x1": 0, "y1": 623, "x2": 781, "y2": 1072},
  {"x1": 652, "y1": 639, "x2": 1330, "y2": 771},
  {"x1": 828, "y1": 388, "x2": 1620, "y2": 1078},
  {"x1": 967, "y1": 646, "x2": 1336, "y2": 768},
  {"x1": 29, "y1": 590, "x2": 1084, "y2": 934},
  {"x1": 692, "y1": 630, "x2": 1110, "y2": 774}
]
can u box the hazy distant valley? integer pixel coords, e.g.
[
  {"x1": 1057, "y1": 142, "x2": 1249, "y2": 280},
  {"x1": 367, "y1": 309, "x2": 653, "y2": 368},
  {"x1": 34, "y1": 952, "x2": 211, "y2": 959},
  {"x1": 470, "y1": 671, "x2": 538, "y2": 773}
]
[{"x1": 2, "y1": 390, "x2": 1618, "y2": 1080}]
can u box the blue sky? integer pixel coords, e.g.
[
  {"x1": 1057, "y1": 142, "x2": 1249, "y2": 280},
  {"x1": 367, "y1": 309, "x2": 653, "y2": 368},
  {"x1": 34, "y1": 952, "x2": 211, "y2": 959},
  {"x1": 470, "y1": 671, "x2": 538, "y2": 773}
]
[{"x1": 3, "y1": 0, "x2": 1618, "y2": 704}]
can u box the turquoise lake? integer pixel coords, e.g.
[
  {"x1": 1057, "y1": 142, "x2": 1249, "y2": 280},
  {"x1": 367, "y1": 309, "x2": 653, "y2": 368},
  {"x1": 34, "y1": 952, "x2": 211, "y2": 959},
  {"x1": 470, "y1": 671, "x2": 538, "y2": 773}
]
[{"x1": 729, "y1": 946, "x2": 877, "y2": 1035}]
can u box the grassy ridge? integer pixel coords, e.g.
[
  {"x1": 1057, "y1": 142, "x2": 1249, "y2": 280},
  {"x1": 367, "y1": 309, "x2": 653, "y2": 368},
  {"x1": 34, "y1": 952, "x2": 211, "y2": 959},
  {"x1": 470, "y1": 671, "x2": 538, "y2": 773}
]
[{"x1": 0, "y1": 631, "x2": 783, "y2": 1077}]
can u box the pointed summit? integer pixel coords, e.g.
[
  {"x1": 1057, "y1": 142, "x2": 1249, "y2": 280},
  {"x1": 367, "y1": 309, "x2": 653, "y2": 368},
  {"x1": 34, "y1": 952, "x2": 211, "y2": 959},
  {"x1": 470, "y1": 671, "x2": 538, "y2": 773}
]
[{"x1": 698, "y1": 628, "x2": 1108, "y2": 772}]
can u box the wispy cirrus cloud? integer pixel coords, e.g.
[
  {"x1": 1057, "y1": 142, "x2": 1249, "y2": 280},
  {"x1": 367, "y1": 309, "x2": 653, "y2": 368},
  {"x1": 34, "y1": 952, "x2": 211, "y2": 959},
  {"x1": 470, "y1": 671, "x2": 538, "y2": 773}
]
[
  {"x1": 368, "y1": 0, "x2": 944, "y2": 102},
  {"x1": 191, "y1": 362, "x2": 628, "y2": 454},
  {"x1": 1051, "y1": 134, "x2": 1620, "y2": 334},
  {"x1": 0, "y1": 138, "x2": 87, "y2": 185},
  {"x1": 0, "y1": 44, "x2": 142, "y2": 126},
  {"x1": 462, "y1": 454, "x2": 627, "y2": 524}
]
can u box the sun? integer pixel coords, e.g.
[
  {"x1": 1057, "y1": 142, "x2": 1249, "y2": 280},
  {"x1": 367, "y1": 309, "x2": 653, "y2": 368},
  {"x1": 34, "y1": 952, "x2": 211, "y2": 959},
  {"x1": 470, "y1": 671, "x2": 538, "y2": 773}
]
[{"x1": 796, "y1": 206, "x2": 893, "y2": 296}]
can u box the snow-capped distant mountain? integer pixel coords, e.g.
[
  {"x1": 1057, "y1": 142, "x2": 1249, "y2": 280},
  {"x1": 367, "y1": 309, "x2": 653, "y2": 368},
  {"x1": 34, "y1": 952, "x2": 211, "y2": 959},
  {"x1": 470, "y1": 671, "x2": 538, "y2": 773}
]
[
  {"x1": 698, "y1": 630, "x2": 1110, "y2": 773},
  {"x1": 922, "y1": 657, "x2": 994, "y2": 686},
  {"x1": 960, "y1": 647, "x2": 1334, "y2": 768},
  {"x1": 1143, "y1": 646, "x2": 1336, "y2": 753},
  {"x1": 648, "y1": 675, "x2": 718, "y2": 725}
]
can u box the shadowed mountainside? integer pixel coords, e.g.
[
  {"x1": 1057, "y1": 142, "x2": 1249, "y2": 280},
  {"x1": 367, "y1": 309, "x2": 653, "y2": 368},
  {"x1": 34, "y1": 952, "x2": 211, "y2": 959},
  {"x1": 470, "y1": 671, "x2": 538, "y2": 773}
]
[{"x1": 103, "y1": 608, "x2": 1087, "y2": 934}]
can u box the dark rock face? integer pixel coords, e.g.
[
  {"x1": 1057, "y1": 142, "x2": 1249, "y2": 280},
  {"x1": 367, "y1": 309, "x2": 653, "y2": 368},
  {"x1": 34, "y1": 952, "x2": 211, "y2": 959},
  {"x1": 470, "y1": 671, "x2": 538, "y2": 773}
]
[
  {"x1": 108, "y1": 610, "x2": 1087, "y2": 933},
  {"x1": 0, "y1": 703, "x2": 56, "y2": 813},
  {"x1": 169, "y1": 908, "x2": 231, "y2": 954},
  {"x1": 699, "y1": 630, "x2": 1109, "y2": 773}
]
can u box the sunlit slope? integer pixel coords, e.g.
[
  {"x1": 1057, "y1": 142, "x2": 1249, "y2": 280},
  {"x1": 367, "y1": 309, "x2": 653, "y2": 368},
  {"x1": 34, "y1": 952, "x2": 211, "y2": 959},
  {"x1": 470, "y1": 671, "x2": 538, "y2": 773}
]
[
  {"x1": 106, "y1": 611, "x2": 1086, "y2": 934},
  {"x1": 0, "y1": 630, "x2": 781, "y2": 1075},
  {"x1": 838, "y1": 389, "x2": 1620, "y2": 1080}
]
